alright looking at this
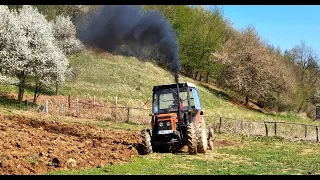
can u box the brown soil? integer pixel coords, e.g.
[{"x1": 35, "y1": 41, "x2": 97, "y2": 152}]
[
  {"x1": 0, "y1": 114, "x2": 142, "y2": 175},
  {"x1": 213, "y1": 139, "x2": 236, "y2": 147}
]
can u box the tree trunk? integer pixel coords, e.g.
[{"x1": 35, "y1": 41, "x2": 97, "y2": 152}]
[
  {"x1": 245, "y1": 95, "x2": 249, "y2": 106},
  {"x1": 55, "y1": 81, "x2": 59, "y2": 96},
  {"x1": 206, "y1": 72, "x2": 210, "y2": 83},
  {"x1": 199, "y1": 74, "x2": 203, "y2": 81},
  {"x1": 17, "y1": 74, "x2": 26, "y2": 104},
  {"x1": 33, "y1": 84, "x2": 39, "y2": 104},
  {"x1": 297, "y1": 100, "x2": 305, "y2": 113},
  {"x1": 194, "y1": 71, "x2": 198, "y2": 80}
]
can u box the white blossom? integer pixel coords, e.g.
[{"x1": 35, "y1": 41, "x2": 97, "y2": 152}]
[
  {"x1": 0, "y1": 5, "x2": 69, "y2": 100},
  {"x1": 52, "y1": 15, "x2": 83, "y2": 54}
]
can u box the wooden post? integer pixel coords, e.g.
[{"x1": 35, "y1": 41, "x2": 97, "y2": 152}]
[
  {"x1": 93, "y1": 95, "x2": 96, "y2": 104},
  {"x1": 274, "y1": 122, "x2": 277, "y2": 136},
  {"x1": 264, "y1": 121, "x2": 268, "y2": 137},
  {"x1": 126, "y1": 107, "x2": 131, "y2": 123},
  {"x1": 115, "y1": 96, "x2": 118, "y2": 120},
  {"x1": 45, "y1": 100, "x2": 49, "y2": 113},
  {"x1": 85, "y1": 95, "x2": 88, "y2": 104},
  {"x1": 58, "y1": 100, "x2": 60, "y2": 114},
  {"x1": 240, "y1": 120, "x2": 243, "y2": 131},
  {"x1": 316, "y1": 126, "x2": 319, "y2": 142},
  {"x1": 68, "y1": 94, "x2": 71, "y2": 108},
  {"x1": 218, "y1": 117, "x2": 222, "y2": 133},
  {"x1": 76, "y1": 97, "x2": 79, "y2": 114},
  {"x1": 115, "y1": 96, "x2": 118, "y2": 107},
  {"x1": 26, "y1": 95, "x2": 29, "y2": 110},
  {"x1": 305, "y1": 125, "x2": 307, "y2": 138},
  {"x1": 61, "y1": 104, "x2": 64, "y2": 116}
]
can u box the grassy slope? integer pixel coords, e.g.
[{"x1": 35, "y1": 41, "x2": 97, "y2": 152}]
[
  {"x1": 0, "y1": 48, "x2": 318, "y2": 124},
  {"x1": 49, "y1": 134, "x2": 320, "y2": 175},
  {"x1": 59, "y1": 49, "x2": 315, "y2": 124}
]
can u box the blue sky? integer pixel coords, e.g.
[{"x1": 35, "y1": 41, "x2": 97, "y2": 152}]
[{"x1": 218, "y1": 5, "x2": 320, "y2": 54}]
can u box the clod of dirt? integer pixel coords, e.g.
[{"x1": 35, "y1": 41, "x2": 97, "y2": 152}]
[
  {"x1": 67, "y1": 158, "x2": 76, "y2": 167},
  {"x1": 52, "y1": 158, "x2": 61, "y2": 168}
]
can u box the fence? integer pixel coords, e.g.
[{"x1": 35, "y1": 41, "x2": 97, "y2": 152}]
[
  {"x1": 205, "y1": 116, "x2": 320, "y2": 142},
  {"x1": 31, "y1": 94, "x2": 320, "y2": 142},
  {"x1": 32, "y1": 94, "x2": 152, "y2": 124}
]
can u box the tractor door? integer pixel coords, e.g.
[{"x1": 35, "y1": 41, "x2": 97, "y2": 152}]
[{"x1": 188, "y1": 87, "x2": 203, "y2": 125}]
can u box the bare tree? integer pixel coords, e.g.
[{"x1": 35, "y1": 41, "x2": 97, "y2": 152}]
[
  {"x1": 213, "y1": 26, "x2": 271, "y2": 105},
  {"x1": 289, "y1": 41, "x2": 320, "y2": 113}
]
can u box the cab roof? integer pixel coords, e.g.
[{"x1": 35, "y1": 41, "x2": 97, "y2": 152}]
[{"x1": 152, "y1": 82, "x2": 197, "y2": 91}]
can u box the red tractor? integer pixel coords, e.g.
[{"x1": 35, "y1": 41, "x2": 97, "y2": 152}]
[{"x1": 141, "y1": 82, "x2": 214, "y2": 155}]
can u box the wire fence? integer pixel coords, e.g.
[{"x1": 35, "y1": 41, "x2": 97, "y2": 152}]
[
  {"x1": 204, "y1": 116, "x2": 319, "y2": 142},
  {"x1": 30, "y1": 94, "x2": 320, "y2": 142}
]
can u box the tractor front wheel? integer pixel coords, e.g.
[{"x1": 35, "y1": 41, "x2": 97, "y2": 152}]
[
  {"x1": 186, "y1": 123, "x2": 198, "y2": 155},
  {"x1": 141, "y1": 129, "x2": 153, "y2": 155},
  {"x1": 207, "y1": 126, "x2": 214, "y2": 150},
  {"x1": 197, "y1": 116, "x2": 208, "y2": 153}
]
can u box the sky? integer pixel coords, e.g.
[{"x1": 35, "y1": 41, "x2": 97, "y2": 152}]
[{"x1": 218, "y1": 5, "x2": 320, "y2": 54}]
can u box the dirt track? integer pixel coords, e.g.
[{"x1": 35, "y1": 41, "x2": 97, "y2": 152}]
[{"x1": 0, "y1": 114, "x2": 142, "y2": 175}]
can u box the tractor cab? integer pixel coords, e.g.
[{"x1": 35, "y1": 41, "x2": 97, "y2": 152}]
[{"x1": 152, "y1": 82, "x2": 202, "y2": 115}]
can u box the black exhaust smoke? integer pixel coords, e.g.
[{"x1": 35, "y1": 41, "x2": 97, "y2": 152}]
[{"x1": 76, "y1": 5, "x2": 180, "y2": 83}]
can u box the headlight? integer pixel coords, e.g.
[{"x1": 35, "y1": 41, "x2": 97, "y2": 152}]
[
  {"x1": 159, "y1": 122, "x2": 163, "y2": 127},
  {"x1": 166, "y1": 121, "x2": 171, "y2": 126}
]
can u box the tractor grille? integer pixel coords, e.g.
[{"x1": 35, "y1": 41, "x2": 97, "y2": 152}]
[{"x1": 158, "y1": 121, "x2": 172, "y2": 130}]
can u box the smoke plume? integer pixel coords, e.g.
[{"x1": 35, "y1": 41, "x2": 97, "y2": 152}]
[{"x1": 76, "y1": 5, "x2": 180, "y2": 83}]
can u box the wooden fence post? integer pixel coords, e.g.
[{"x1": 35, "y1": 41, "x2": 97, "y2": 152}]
[
  {"x1": 316, "y1": 126, "x2": 319, "y2": 142},
  {"x1": 61, "y1": 103, "x2": 64, "y2": 116},
  {"x1": 45, "y1": 99, "x2": 49, "y2": 113},
  {"x1": 116, "y1": 96, "x2": 118, "y2": 107},
  {"x1": 85, "y1": 95, "x2": 88, "y2": 104},
  {"x1": 264, "y1": 121, "x2": 268, "y2": 137},
  {"x1": 218, "y1": 117, "x2": 222, "y2": 133},
  {"x1": 274, "y1": 122, "x2": 277, "y2": 136},
  {"x1": 26, "y1": 95, "x2": 29, "y2": 110},
  {"x1": 127, "y1": 107, "x2": 131, "y2": 123},
  {"x1": 305, "y1": 125, "x2": 307, "y2": 138},
  {"x1": 93, "y1": 95, "x2": 95, "y2": 104},
  {"x1": 76, "y1": 97, "x2": 79, "y2": 115},
  {"x1": 68, "y1": 94, "x2": 71, "y2": 108}
]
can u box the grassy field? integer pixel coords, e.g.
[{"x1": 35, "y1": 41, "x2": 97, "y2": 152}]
[
  {"x1": 1, "y1": 49, "x2": 319, "y2": 125},
  {"x1": 48, "y1": 133, "x2": 320, "y2": 175}
]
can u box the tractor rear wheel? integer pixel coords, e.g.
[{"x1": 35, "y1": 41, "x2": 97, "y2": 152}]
[
  {"x1": 197, "y1": 116, "x2": 208, "y2": 153},
  {"x1": 186, "y1": 123, "x2": 198, "y2": 155},
  {"x1": 141, "y1": 129, "x2": 153, "y2": 155}
]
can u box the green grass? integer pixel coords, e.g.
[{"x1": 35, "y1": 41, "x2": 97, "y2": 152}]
[
  {"x1": 59, "y1": 49, "x2": 315, "y2": 124},
  {"x1": 0, "y1": 49, "x2": 318, "y2": 125},
  {"x1": 48, "y1": 134, "x2": 320, "y2": 175}
]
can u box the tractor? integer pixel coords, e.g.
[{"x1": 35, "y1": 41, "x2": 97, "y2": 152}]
[{"x1": 141, "y1": 82, "x2": 214, "y2": 155}]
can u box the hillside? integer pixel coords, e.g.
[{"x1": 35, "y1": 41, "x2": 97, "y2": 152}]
[
  {"x1": 0, "y1": 48, "x2": 317, "y2": 124},
  {"x1": 59, "y1": 49, "x2": 317, "y2": 123}
]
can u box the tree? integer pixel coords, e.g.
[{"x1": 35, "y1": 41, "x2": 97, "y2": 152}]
[
  {"x1": 0, "y1": 5, "x2": 69, "y2": 103},
  {"x1": 0, "y1": 5, "x2": 30, "y2": 103},
  {"x1": 51, "y1": 15, "x2": 83, "y2": 55},
  {"x1": 288, "y1": 41, "x2": 320, "y2": 113},
  {"x1": 51, "y1": 14, "x2": 83, "y2": 95},
  {"x1": 212, "y1": 26, "x2": 272, "y2": 105}
]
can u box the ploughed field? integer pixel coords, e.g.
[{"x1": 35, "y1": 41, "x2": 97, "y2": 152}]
[{"x1": 0, "y1": 114, "x2": 142, "y2": 175}]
